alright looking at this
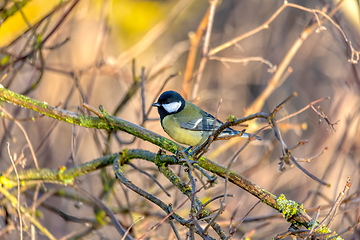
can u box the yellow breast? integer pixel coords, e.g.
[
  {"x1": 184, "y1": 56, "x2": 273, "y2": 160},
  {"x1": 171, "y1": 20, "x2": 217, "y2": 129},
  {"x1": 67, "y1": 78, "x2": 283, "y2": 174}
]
[{"x1": 162, "y1": 115, "x2": 206, "y2": 146}]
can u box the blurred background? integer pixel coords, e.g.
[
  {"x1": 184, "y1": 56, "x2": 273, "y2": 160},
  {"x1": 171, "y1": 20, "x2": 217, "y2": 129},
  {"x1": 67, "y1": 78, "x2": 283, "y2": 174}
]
[{"x1": 0, "y1": 0, "x2": 360, "y2": 239}]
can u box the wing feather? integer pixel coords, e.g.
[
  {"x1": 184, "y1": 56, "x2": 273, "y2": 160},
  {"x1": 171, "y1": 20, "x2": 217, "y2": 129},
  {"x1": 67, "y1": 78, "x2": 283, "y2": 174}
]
[{"x1": 178, "y1": 113, "x2": 234, "y2": 133}]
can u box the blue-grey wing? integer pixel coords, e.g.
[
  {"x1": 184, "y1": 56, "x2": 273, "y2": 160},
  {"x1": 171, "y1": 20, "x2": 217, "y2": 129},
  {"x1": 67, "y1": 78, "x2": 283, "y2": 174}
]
[
  {"x1": 178, "y1": 113, "x2": 235, "y2": 133},
  {"x1": 177, "y1": 113, "x2": 258, "y2": 140}
]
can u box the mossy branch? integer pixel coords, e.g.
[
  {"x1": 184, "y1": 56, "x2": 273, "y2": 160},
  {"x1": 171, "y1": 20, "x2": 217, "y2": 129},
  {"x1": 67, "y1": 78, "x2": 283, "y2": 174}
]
[
  {"x1": 0, "y1": 85, "x2": 178, "y2": 151},
  {"x1": 0, "y1": 85, "x2": 313, "y2": 228}
]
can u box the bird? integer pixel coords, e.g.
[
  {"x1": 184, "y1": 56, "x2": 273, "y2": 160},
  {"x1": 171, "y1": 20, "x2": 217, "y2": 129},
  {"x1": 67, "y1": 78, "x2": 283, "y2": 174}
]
[{"x1": 152, "y1": 90, "x2": 260, "y2": 147}]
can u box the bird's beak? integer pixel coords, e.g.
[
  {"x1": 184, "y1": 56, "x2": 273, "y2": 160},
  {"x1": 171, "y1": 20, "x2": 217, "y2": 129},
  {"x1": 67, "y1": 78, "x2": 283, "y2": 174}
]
[{"x1": 152, "y1": 103, "x2": 160, "y2": 107}]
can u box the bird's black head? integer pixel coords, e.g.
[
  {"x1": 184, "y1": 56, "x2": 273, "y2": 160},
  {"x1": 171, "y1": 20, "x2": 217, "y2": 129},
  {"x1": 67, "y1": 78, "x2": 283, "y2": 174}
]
[{"x1": 152, "y1": 91, "x2": 186, "y2": 120}]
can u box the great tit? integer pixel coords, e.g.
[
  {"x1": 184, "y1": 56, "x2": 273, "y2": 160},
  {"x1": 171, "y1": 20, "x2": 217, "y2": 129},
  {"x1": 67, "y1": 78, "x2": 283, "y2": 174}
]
[{"x1": 152, "y1": 90, "x2": 260, "y2": 146}]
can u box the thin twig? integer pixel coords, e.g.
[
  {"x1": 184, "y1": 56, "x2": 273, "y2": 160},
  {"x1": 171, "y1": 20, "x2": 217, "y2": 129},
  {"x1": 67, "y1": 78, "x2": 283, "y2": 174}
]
[
  {"x1": 227, "y1": 198, "x2": 264, "y2": 239},
  {"x1": 128, "y1": 162, "x2": 171, "y2": 197},
  {"x1": 31, "y1": 183, "x2": 41, "y2": 240},
  {"x1": 203, "y1": 139, "x2": 250, "y2": 234},
  {"x1": 0, "y1": 106, "x2": 39, "y2": 170},
  {"x1": 190, "y1": 0, "x2": 218, "y2": 101},
  {"x1": 169, "y1": 219, "x2": 183, "y2": 240},
  {"x1": 182, "y1": 9, "x2": 210, "y2": 99},
  {"x1": 317, "y1": 177, "x2": 351, "y2": 229},
  {"x1": 208, "y1": 56, "x2": 277, "y2": 73},
  {"x1": 121, "y1": 217, "x2": 144, "y2": 240},
  {"x1": 327, "y1": 216, "x2": 360, "y2": 239},
  {"x1": 0, "y1": 185, "x2": 56, "y2": 239},
  {"x1": 187, "y1": 170, "x2": 212, "y2": 240},
  {"x1": 83, "y1": 103, "x2": 104, "y2": 118},
  {"x1": 72, "y1": 185, "x2": 133, "y2": 240},
  {"x1": 305, "y1": 206, "x2": 321, "y2": 240},
  {"x1": 141, "y1": 67, "x2": 146, "y2": 123},
  {"x1": 7, "y1": 143, "x2": 23, "y2": 240}
]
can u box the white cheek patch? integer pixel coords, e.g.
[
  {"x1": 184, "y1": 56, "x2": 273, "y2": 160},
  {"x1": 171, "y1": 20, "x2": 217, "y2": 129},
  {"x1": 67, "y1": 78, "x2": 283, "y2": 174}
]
[{"x1": 162, "y1": 101, "x2": 182, "y2": 113}]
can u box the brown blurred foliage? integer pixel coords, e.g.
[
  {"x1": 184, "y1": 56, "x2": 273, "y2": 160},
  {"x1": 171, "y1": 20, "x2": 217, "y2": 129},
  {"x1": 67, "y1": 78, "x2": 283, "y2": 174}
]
[{"x1": 0, "y1": 0, "x2": 360, "y2": 239}]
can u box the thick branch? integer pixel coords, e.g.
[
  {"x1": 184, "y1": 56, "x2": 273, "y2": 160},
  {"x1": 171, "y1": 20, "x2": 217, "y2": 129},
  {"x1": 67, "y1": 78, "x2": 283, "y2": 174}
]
[{"x1": 0, "y1": 86, "x2": 314, "y2": 228}]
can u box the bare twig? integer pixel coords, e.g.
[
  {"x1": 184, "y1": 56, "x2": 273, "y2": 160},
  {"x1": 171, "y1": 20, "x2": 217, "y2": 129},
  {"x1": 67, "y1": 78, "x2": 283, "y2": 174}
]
[
  {"x1": 208, "y1": 56, "x2": 277, "y2": 73},
  {"x1": 7, "y1": 143, "x2": 23, "y2": 240},
  {"x1": 72, "y1": 185, "x2": 133, "y2": 240},
  {"x1": 305, "y1": 206, "x2": 321, "y2": 240},
  {"x1": 327, "y1": 217, "x2": 360, "y2": 239},
  {"x1": 203, "y1": 139, "x2": 250, "y2": 234},
  {"x1": 141, "y1": 67, "x2": 146, "y2": 123},
  {"x1": 169, "y1": 219, "x2": 183, "y2": 240},
  {"x1": 190, "y1": 0, "x2": 218, "y2": 101},
  {"x1": 0, "y1": 185, "x2": 56, "y2": 239},
  {"x1": 121, "y1": 217, "x2": 144, "y2": 240},
  {"x1": 128, "y1": 162, "x2": 171, "y2": 197},
  {"x1": 227, "y1": 198, "x2": 264, "y2": 239},
  {"x1": 0, "y1": 106, "x2": 39, "y2": 170},
  {"x1": 83, "y1": 103, "x2": 104, "y2": 118},
  {"x1": 182, "y1": 9, "x2": 210, "y2": 99},
  {"x1": 317, "y1": 177, "x2": 351, "y2": 229}
]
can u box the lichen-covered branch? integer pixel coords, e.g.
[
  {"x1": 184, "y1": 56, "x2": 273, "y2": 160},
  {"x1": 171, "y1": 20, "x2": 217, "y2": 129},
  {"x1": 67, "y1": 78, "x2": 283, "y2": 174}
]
[{"x1": 0, "y1": 85, "x2": 314, "y2": 229}]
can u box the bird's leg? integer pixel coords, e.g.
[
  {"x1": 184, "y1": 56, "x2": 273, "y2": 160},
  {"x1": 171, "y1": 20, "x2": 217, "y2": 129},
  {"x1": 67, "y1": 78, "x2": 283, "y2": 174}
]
[
  {"x1": 187, "y1": 138, "x2": 213, "y2": 160},
  {"x1": 185, "y1": 146, "x2": 203, "y2": 162},
  {"x1": 175, "y1": 146, "x2": 202, "y2": 166},
  {"x1": 187, "y1": 145, "x2": 200, "y2": 157},
  {"x1": 175, "y1": 146, "x2": 200, "y2": 166},
  {"x1": 187, "y1": 142, "x2": 210, "y2": 159},
  {"x1": 183, "y1": 146, "x2": 194, "y2": 155}
]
